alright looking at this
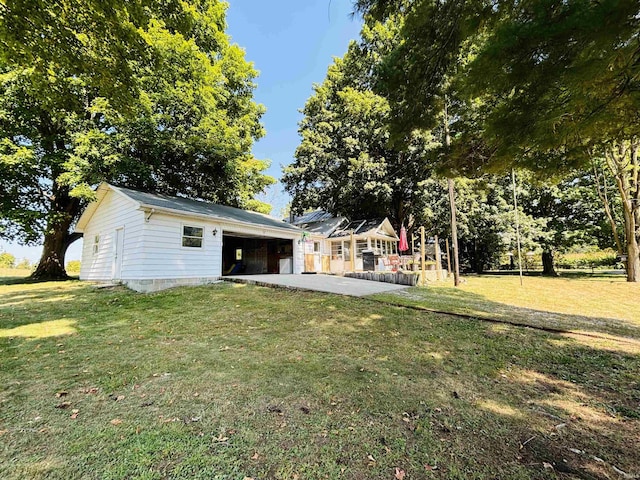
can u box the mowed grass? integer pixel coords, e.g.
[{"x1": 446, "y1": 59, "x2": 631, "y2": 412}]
[
  {"x1": 373, "y1": 274, "x2": 640, "y2": 340},
  {"x1": 0, "y1": 268, "x2": 32, "y2": 281},
  {"x1": 0, "y1": 278, "x2": 638, "y2": 479}
]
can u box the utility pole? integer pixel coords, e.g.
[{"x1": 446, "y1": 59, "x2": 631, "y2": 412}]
[
  {"x1": 443, "y1": 98, "x2": 460, "y2": 286},
  {"x1": 420, "y1": 226, "x2": 426, "y2": 286},
  {"x1": 512, "y1": 169, "x2": 524, "y2": 286}
]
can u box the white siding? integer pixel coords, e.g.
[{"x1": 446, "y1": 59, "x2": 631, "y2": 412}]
[
  {"x1": 137, "y1": 213, "x2": 223, "y2": 279},
  {"x1": 79, "y1": 190, "x2": 145, "y2": 281},
  {"x1": 79, "y1": 185, "x2": 304, "y2": 286}
]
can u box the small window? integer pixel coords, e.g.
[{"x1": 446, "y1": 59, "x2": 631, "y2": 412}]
[
  {"x1": 182, "y1": 225, "x2": 203, "y2": 248},
  {"x1": 331, "y1": 242, "x2": 343, "y2": 260},
  {"x1": 93, "y1": 235, "x2": 100, "y2": 255},
  {"x1": 314, "y1": 242, "x2": 320, "y2": 253},
  {"x1": 356, "y1": 240, "x2": 368, "y2": 258}
]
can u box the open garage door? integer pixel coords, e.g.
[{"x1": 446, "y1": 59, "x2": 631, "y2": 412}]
[{"x1": 222, "y1": 233, "x2": 294, "y2": 275}]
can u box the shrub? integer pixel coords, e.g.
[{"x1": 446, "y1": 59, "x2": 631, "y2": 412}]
[
  {"x1": 66, "y1": 260, "x2": 81, "y2": 275},
  {"x1": 0, "y1": 252, "x2": 16, "y2": 268},
  {"x1": 15, "y1": 258, "x2": 32, "y2": 270},
  {"x1": 556, "y1": 249, "x2": 618, "y2": 269}
]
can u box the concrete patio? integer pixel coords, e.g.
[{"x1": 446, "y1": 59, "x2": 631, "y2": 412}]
[{"x1": 225, "y1": 273, "x2": 410, "y2": 297}]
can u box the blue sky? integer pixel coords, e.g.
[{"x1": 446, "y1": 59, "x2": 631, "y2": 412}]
[
  {"x1": 227, "y1": 0, "x2": 363, "y2": 215},
  {"x1": 0, "y1": 0, "x2": 363, "y2": 263}
]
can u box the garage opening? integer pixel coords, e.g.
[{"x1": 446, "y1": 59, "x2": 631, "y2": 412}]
[{"x1": 222, "y1": 233, "x2": 294, "y2": 275}]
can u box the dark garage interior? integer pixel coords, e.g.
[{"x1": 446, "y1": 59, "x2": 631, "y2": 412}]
[{"x1": 222, "y1": 234, "x2": 293, "y2": 275}]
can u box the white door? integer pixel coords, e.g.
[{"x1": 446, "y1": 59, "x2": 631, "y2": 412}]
[{"x1": 113, "y1": 227, "x2": 124, "y2": 280}]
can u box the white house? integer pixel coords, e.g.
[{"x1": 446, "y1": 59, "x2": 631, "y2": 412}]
[
  {"x1": 289, "y1": 211, "x2": 400, "y2": 273},
  {"x1": 76, "y1": 183, "x2": 304, "y2": 292}
]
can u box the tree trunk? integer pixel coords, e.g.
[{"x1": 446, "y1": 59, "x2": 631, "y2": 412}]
[
  {"x1": 541, "y1": 250, "x2": 558, "y2": 276},
  {"x1": 30, "y1": 183, "x2": 82, "y2": 281},
  {"x1": 605, "y1": 140, "x2": 639, "y2": 282}
]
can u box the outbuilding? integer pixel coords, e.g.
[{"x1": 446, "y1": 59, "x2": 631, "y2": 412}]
[{"x1": 76, "y1": 183, "x2": 304, "y2": 292}]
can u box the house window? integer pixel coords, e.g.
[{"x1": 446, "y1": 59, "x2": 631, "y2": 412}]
[
  {"x1": 182, "y1": 225, "x2": 204, "y2": 248},
  {"x1": 344, "y1": 241, "x2": 351, "y2": 260},
  {"x1": 93, "y1": 235, "x2": 100, "y2": 255},
  {"x1": 331, "y1": 242, "x2": 343, "y2": 260},
  {"x1": 356, "y1": 240, "x2": 368, "y2": 258},
  {"x1": 314, "y1": 242, "x2": 320, "y2": 253}
]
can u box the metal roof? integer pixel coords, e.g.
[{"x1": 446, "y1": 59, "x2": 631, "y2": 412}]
[
  {"x1": 114, "y1": 185, "x2": 301, "y2": 233},
  {"x1": 289, "y1": 210, "x2": 348, "y2": 236},
  {"x1": 329, "y1": 218, "x2": 388, "y2": 238},
  {"x1": 289, "y1": 210, "x2": 336, "y2": 224}
]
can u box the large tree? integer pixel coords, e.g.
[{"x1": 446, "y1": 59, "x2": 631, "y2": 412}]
[
  {"x1": 355, "y1": 0, "x2": 640, "y2": 281},
  {"x1": 282, "y1": 20, "x2": 438, "y2": 231},
  {"x1": 0, "y1": 0, "x2": 272, "y2": 279}
]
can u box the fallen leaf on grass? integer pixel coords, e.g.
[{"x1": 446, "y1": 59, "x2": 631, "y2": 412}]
[
  {"x1": 55, "y1": 401, "x2": 72, "y2": 409},
  {"x1": 543, "y1": 462, "x2": 554, "y2": 470},
  {"x1": 110, "y1": 419, "x2": 123, "y2": 426},
  {"x1": 395, "y1": 467, "x2": 406, "y2": 479},
  {"x1": 251, "y1": 452, "x2": 259, "y2": 460},
  {"x1": 70, "y1": 409, "x2": 79, "y2": 419},
  {"x1": 55, "y1": 391, "x2": 68, "y2": 398}
]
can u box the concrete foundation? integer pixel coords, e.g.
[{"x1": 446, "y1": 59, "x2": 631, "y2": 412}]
[{"x1": 121, "y1": 277, "x2": 222, "y2": 293}]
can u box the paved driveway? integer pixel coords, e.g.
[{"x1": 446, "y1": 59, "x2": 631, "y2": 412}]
[{"x1": 225, "y1": 274, "x2": 409, "y2": 297}]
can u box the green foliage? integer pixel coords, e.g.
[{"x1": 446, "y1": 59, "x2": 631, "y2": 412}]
[
  {"x1": 556, "y1": 249, "x2": 619, "y2": 270},
  {"x1": 65, "y1": 260, "x2": 81, "y2": 275},
  {"x1": 0, "y1": 252, "x2": 15, "y2": 268},
  {"x1": 14, "y1": 258, "x2": 32, "y2": 270},
  {"x1": 0, "y1": 0, "x2": 272, "y2": 277},
  {"x1": 283, "y1": 19, "x2": 439, "y2": 229},
  {"x1": 356, "y1": 0, "x2": 639, "y2": 279}
]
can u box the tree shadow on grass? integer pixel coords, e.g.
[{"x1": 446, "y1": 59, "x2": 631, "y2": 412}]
[
  {"x1": 379, "y1": 286, "x2": 640, "y2": 342},
  {"x1": 0, "y1": 282, "x2": 638, "y2": 479}
]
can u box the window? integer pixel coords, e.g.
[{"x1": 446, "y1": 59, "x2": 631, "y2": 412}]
[
  {"x1": 344, "y1": 241, "x2": 351, "y2": 259},
  {"x1": 182, "y1": 225, "x2": 203, "y2": 248},
  {"x1": 93, "y1": 235, "x2": 100, "y2": 255},
  {"x1": 314, "y1": 242, "x2": 320, "y2": 253},
  {"x1": 356, "y1": 240, "x2": 368, "y2": 257},
  {"x1": 331, "y1": 241, "x2": 343, "y2": 260}
]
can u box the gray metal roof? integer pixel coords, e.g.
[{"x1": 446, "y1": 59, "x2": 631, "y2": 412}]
[
  {"x1": 290, "y1": 210, "x2": 335, "y2": 224},
  {"x1": 330, "y1": 218, "x2": 386, "y2": 238},
  {"x1": 114, "y1": 185, "x2": 301, "y2": 233},
  {"x1": 289, "y1": 210, "x2": 348, "y2": 236}
]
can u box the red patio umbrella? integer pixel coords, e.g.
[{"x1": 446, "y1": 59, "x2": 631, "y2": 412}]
[{"x1": 399, "y1": 225, "x2": 409, "y2": 252}]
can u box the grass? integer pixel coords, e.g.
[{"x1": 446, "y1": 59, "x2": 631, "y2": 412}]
[
  {"x1": 0, "y1": 277, "x2": 638, "y2": 479},
  {"x1": 372, "y1": 273, "x2": 640, "y2": 340},
  {"x1": 0, "y1": 268, "x2": 33, "y2": 282}
]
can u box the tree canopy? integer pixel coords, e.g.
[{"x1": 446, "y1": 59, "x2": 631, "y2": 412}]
[
  {"x1": 283, "y1": 20, "x2": 439, "y2": 230},
  {"x1": 355, "y1": 0, "x2": 640, "y2": 281},
  {"x1": 0, "y1": 0, "x2": 273, "y2": 279}
]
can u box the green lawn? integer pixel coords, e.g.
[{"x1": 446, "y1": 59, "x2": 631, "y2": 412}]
[
  {"x1": 373, "y1": 273, "x2": 640, "y2": 340},
  {"x1": 0, "y1": 277, "x2": 638, "y2": 479}
]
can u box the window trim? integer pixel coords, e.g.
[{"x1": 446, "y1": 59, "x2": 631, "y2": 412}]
[
  {"x1": 181, "y1": 224, "x2": 205, "y2": 249},
  {"x1": 92, "y1": 234, "x2": 100, "y2": 256}
]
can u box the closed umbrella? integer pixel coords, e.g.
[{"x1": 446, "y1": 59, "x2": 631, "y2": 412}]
[{"x1": 399, "y1": 225, "x2": 409, "y2": 252}]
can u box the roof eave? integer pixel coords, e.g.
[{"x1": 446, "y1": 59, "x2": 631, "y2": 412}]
[{"x1": 137, "y1": 203, "x2": 302, "y2": 236}]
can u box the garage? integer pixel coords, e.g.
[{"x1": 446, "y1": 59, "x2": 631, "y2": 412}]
[{"x1": 222, "y1": 233, "x2": 294, "y2": 275}]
